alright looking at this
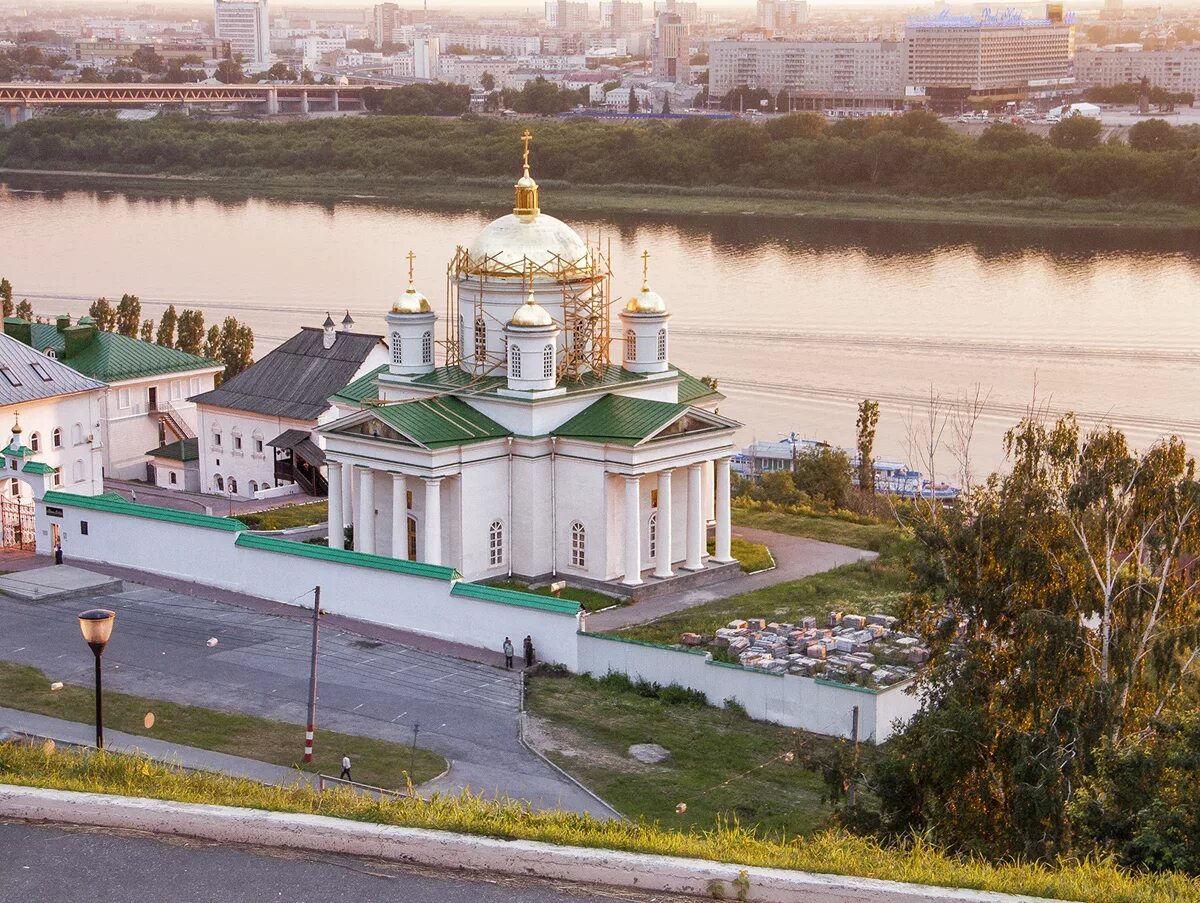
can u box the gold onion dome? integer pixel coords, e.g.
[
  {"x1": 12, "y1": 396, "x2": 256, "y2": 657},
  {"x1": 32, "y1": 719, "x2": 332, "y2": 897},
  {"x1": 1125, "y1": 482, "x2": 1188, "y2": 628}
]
[
  {"x1": 510, "y1": 293, "x2": 554, "y2": 328},
  {"x1": 10, "y1": 413, "x2": 22, "y2": 435},
  {"x1": 393, "y1": 251, "x2": 432, "y2": 314},
  {"x1": 624, "y1": 250, "x2": 667, "y2": 314}
]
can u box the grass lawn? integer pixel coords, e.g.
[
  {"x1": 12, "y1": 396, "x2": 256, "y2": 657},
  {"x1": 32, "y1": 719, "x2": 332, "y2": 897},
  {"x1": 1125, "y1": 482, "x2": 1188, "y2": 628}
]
[
  {"x1": 732, "y1": 505, "x2": 901, "y2": 554},
  {"x1": 711, "y1": 536, "x2": 774, "y2": 573},
  {"x1": 236, "y1": 501, "x2": 328, "y2": 531},
  {"x1": 0, "y1": 661, "x2": 444, "y2": 789},
  {"x1": 525, "y1": 671, "x2": 845, "y2": 837},
  {"x1": 489, "y1": 579, "x2": 624, "y2": 613}
]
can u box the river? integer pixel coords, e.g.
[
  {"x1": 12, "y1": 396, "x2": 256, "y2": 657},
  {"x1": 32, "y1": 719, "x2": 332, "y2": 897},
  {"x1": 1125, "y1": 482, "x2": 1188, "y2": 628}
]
[{"x1": 2, "y1": 180, "x2": 1198, "y2": 480}]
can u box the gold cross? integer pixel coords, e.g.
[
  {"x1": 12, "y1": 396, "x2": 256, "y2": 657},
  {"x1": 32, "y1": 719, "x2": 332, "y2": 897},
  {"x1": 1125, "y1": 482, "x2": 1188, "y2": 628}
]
[
  {"x1": 641, "y1": 249, "x2": 650, "y2": 286},
  {"x1": 521, "y1": 129, "x2": 532, "y2": 170},
  {"x1": 406, "y1": 250, "x2": 416, "y2": 283}
]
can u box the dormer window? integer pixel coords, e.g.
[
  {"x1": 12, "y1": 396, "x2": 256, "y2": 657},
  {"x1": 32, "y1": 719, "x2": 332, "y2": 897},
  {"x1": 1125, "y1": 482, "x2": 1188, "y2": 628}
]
[{"x1": 44, "y1": 348, "x2": 57, "y2": 359}]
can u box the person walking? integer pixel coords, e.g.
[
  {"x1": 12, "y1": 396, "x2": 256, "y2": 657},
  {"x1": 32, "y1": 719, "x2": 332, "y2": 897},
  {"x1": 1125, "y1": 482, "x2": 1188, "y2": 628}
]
[
  {"x1": 53, "y1": 543, "x2": 63, "y2": 565},
  {"x1": 502, "y1": 637, "x2": 514, "y2": 670},
  {"x1": 340, "y1": 754, "x2": 352, "y2": 782},
  {"x1": 523, "y1": 635, "x2": 535, "y2": 668}
]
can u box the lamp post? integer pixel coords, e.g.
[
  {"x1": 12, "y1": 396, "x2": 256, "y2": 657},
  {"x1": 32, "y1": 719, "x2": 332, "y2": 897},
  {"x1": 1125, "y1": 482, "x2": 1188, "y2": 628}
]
[{"x1": 78, "y1": 609, "x2": 115, "y2": 749}]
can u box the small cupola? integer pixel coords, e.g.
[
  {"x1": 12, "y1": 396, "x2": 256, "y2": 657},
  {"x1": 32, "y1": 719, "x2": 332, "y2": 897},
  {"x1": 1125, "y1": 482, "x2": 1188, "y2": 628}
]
[
  {"x1": 386, "y1": 251, "x2": 437, "y2": 379},
  {"x1": 322, "y1": 313, "x2": 337, "y2": 350},
  {"x1": 503, "y1": 293, "x2": 559, "y2": 393},
  {"x1": 618, "y1": 250, "x2": 671, "y2": 374},
  {"x1": 341, "y1": 310, "x2": 355, "y2": 332}
]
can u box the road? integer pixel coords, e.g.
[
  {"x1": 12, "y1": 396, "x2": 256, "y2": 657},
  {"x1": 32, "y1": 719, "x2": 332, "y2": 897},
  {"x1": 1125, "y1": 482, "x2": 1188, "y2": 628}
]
[
  {"x1": 0, "y1": 822, "x2": 689, "y2": 903},
  {"x1": 0, "y1": 578, "x2": 604, "y2": 815}
]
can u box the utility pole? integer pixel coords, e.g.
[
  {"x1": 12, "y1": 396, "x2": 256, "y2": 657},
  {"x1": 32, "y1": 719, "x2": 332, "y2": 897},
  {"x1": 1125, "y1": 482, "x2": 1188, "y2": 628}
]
[
  {"x1": 303, "y1": 586, "x2": 321, "y2": 763},
  {"x1": 846, "y1": 705, "x2": 859, "y2": 810},
  {"x1": 408, "y1": 721, "x2": 420, "y2": 792}
]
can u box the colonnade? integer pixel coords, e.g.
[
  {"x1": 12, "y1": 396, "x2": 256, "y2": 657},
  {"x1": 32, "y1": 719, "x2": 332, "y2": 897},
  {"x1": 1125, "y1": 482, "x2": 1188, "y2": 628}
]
[{"x1": 326, "y1": 461, "x2": 442, "y2": 566}]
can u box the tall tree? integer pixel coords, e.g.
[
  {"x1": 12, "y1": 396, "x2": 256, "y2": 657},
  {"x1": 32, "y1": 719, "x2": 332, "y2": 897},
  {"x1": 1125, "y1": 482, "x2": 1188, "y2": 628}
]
[
  {"x1": 855, "y1": 399, "x2": 880, "y2": 493},
  {"x1": 155, "y1": 304, "x2": 178, "y2": 347},
  {"x1": 0, "y1": 277, "x2": 12, "y2": 318},
  {"x1": 175, "y1": 309, "x2": 205, "y2": 356},
  {"x1": 139, "y1": 318, "x2": 155, "y2": 342},
  {"x1": 661, "y1": 92, "x2": 671, "y2": 114},
  {"x1": 203, "y1": 324, "x2": 222, "y2": 361},
  {"x1": 88, "y1": 297, "x2": 116, "y2": 332},
  {"x1": 14, "y1": 299, "x2": 33, "y2": 321},
  {"x1": 218, "y1": 316, "x2": 255, "y2": 380},
  {"x1": 628, "y1": 88, "x2": 639, "y2": 114},
  {"x1": 115, "y1": 293, "x2": 141, "y2": 337},
  {"x1": 776, "y1": 88, "x2": 789, "y2": 113}
]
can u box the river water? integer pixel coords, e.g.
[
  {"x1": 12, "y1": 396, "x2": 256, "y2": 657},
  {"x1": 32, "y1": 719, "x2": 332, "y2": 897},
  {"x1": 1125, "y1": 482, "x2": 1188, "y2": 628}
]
[{"x1": 2, "y1": 180, "x2": 1198, "y2": 480}]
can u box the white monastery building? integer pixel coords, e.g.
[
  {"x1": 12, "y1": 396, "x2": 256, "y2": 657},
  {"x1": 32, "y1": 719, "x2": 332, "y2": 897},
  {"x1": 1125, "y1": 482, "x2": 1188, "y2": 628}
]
[{"x1": 320, "y1": 133, "x2": 741, "y2": 587}]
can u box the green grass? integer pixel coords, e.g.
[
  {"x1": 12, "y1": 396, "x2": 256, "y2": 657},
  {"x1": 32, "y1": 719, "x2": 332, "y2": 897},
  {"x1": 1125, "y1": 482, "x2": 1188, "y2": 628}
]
[
  {"x1": 0, "y1": 661, "x2": 444, "y2": 789},
  {"x1": 525, "y1": 671, "x2": 837, "y2": 836},
  {"x1": 732, "y1": 505, "x2": 901, "y2": 554},
  {"x1": 488, "y1": 580, "x2": 624, "y2": 613},
  {"x1": 4, "y1": 743, "x2": 1199, "y2": 902},
  {"x1": 711, "y1": 536, "x2": 774, "y2": 573},
  {"x1": 235, "y1": 500, "x2": 329, "y2": 531}
]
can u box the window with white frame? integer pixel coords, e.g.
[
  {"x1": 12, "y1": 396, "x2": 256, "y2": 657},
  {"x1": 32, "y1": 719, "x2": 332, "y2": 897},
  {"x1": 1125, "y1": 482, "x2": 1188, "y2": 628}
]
[
  {"x1": 391, "y1": 332, "x2": 403, "y2": 365},
  {"x1": 190, "y1": 377, "x2": 201, "y2": 395},
  {"x1": 169, "y1": 471, "x2": 178, "y2": 485},
  {"x1": 542, "y1": 344, "x2": 554, "y2": 379},
  {"x1": 422, "y1": 331, "x2": 432, "y2": 364},
  {"x1": 657, "y1": 328, "x2": 667, "y2": 361},
  {"x1": 510, "y1": 345, "x2": 521, "y2": 378},
  {"x1": 233, "y1": 432, "x2": 243, "y2": 452},
  {"x1": 625, "y1": 329, "x2": 636, "y2": 361},
  {"x1": 117, "y1": 388, "x2": 130, "y2": 409},
  {"x1": 170, "y1": 380, "x2": 182, "y2": 400},
  {"x1": 489, "y1": 520, "x2": 504, "y2": 567},
  {"x1": 52, "y1": 467, "x2": 62, "y2": 488},
  {"x1": 212, "y1": 427, "x2": 222, "y2": 447},
  {"x1": 214, "y1": 474, "x2": 223, "y2": 492},
  {"x1": 52, "y1": 428, "x2": 62, "y2": 449},
  {"x1": 253, "y1": 434, "x2": 264, "y2": 454},
  {"x1": 648, "y1": 511, "x2": 657, "y2": 560},
  {"x1": 570, "y1": 521, "x2": 586, "y2": 568},
  {"x1": 29, "y1": 432, "x2": 40, "y2": 453}
]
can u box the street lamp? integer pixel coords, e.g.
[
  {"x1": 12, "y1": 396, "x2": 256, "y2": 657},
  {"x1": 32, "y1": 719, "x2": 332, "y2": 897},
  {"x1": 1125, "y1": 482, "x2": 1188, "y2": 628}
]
[{"x1": 78, "y1": 609, "x2": 115, "y2": 749}]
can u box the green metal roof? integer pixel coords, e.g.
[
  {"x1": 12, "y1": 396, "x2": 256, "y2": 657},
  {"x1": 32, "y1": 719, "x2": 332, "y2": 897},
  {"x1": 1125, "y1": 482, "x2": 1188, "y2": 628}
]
[
  {"x1": 451, "y1": 581, "x2": 581, "y2": 615},
  {"x1": 329, "y1": 364, "x2": 387, "y2": 406},
  {"x1": 21, "y1": 461, "x2": 55, "y2": 474},
  {"x1": 146, "y1": 437, "x2": 199, "y2": 462},
  {"x1": 369, "y1": 397, "x2": 511, "y2": 449},
  {"x1": 4, "y1": 444, "x2": 37, "y2": 459},
  {"x1": 235, "y1": 532, "x2": 460, "y2": 581},
  {"x1": 553, "y1": 394, "x2": 689, "y2": 446},
  {"x1": 411, "y1": 363, "x2": 646, "y2": 399},
  {"x1": 41, "y1": 490, "x2": 246, "y2": 531},
  {"x1": 26, "y1": 322, "x2": 220, "y2": 383},
  {"x1": 676, "y1": 369, "x2": 724, "y2": 405}
]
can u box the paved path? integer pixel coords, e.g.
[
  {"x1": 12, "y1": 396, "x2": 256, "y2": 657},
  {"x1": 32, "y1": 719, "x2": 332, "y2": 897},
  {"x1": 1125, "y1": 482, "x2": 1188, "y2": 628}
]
[
  {"x1": 0, "y1": 560, "x2": 603, "y2": 817},
  {"x1": 104, "y1": 478, "x2": 315, "y2": 518},
  {"x1": 588, "y1": 526, "x2": 876, "y2": 631},
  {"x1": 0, "y1": 822, "x2": 673, "y2": 903},
  {"x1": 0, "y1": 706, "x2": 314, "y2": 788}
]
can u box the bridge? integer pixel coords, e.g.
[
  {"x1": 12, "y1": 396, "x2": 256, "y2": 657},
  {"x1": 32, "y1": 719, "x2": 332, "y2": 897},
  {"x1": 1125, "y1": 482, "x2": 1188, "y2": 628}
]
[{"x1": 0, "y1": 83, "x2": 371, "y2": 126}]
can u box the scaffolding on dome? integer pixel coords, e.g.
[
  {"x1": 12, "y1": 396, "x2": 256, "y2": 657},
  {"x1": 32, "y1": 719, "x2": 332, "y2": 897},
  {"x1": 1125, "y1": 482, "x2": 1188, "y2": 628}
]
[{"x1": 444, "y1": 240, "x2": 614, "y2": 382}]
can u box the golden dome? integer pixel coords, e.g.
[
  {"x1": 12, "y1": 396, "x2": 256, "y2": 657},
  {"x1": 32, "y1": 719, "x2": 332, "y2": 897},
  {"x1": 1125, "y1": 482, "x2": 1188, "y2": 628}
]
[
  {"x1": 10, "y1": 413, "x2": 21, "y2": 436},
  {"x1": 510, "y1": 293, "x2": 554, "y2": 328},
  {"x1": 392, "y1": 250, "x2": 432, "y2": 314},
  {"x1": 624, "y1": 284, "x2": 667, "y2": 315}
]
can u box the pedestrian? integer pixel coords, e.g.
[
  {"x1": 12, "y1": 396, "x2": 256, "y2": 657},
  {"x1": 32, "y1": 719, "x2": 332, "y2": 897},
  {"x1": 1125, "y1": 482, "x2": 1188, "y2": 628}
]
[
  {"x1": 502, "y1": 636, "x2": 514, "y2": 670},
  {"x1": 130, "y1": 490, "x2": 137, "y2": 503},
  {"x1": 523, "y1": 635, "x2": 535, "y2": 668},
  {"x1": 340, "y1": 754, "x2": 352, "y2": 782},
  {"x1": 53, "y1": 543, "x2": 63, "y2": 565}
]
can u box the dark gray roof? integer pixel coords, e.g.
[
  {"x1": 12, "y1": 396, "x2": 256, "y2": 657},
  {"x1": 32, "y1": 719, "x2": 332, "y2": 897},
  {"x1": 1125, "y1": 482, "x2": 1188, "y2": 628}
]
[
  {"x1": 0, "y1": 332, "x2": 107, "y2": 406},
  {"x1": 190, "y1": 327, "x2": 384, "y2": 422}
]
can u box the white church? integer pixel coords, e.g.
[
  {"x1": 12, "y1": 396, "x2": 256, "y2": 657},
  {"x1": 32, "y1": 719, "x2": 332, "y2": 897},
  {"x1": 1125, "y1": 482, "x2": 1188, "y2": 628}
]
[{"x1": 320, "y1": 132, "x2": 741, "y2": 589}]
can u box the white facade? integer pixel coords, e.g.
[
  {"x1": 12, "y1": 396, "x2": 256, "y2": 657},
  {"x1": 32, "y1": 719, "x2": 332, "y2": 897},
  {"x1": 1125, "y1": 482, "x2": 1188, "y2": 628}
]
[
  {"x1": 709, "y1": 39, "x2": 903, "y2": 103},
  {"x1": 213, "y1": 0, "x2": 270, "y2": 65},
  {"x1": 102, "y1": 369, "x2": 220, "y2": 481},
  {"x1": 413, "y1": 34, "x2": 440, "y2": 80},
  {"x1": 1075, "y1": 46, "x2": 1200, "y2": 96},
  {"x1": 1, "y1": 394, "x2": 105, "y2": 499}
]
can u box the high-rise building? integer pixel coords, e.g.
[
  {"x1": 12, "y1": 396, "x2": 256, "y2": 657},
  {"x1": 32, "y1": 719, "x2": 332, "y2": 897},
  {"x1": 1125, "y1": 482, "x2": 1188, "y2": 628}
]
[
  {"x1": 600, "y1": 1, "x2": 643, "y2": 30},
  {"x1": 545, "y1": 0, "x2": 590, "y2": 30},
  {"x1": 1075, "y1": 46, "x2": 1200, "y2": 96},
  {"x1": 756, "y1": 0, "x2": 807, "y2": 34},
  {"x1": 652, "y1": 11, "x2": 688, "y2": 81},
  {"x1": 413, "y1": 34, "x2": 440, "y2": 80},
  {"x1": 653, "y1": 0, "x2": 698, "y2": 25},
  {"x1": 370, "y1": 2, "x2": 407, "y2": 47},
  {"x1": 903, "y1": 10, "x2": 1074, "y2": 109},
  {"x1": 213, "y1": 0, "x2": 270, "y2": 65},
  {"x1": 709, "y1": 39, "x2": 903, "y2": 109}
]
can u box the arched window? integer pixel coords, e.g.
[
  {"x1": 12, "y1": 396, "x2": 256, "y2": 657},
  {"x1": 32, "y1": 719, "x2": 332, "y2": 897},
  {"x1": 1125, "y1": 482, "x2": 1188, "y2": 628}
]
[
  {"x1": 657, "y1": 327, "x2": 667, "y2": 361},
  {"x1": 570, "y1": 521, "x2": 586, "y2": 568},
  {"x1": 489, "y1": 520, "x2": 504, "y2": 567},
  {"x1": 648, "y1": 512, "x2": 658, "y2": 561},
  {"x1": 214, "y1": 474, "x2": 224, "y2": 492},
  {"x1": 542, "y1": 343, "x2": 554, "y2": 379},
  {"x1": 44, "y1": 348, "x2": 56, "y2": 359},
  {"x1": 474, "y1": 315, "x2": 487, "y2": 359},
  {"x1": 72, "y1": 422, "x2": 83, "y2": 445},
  {"x1": 52, "y1": 428, "x2": 62, "y2": 449},
  {"x1": 248, "y1": 481, "x2": 258, "y2": 494},
  {"x1": 510, "y1": 345, "x2": 521, "y2": 378},
  {"x1": 625, "y1": 329, "x2": 637, "y2": 361},
  {"x1": 29, "y1": 432, "x2": 40, "y2": 453},
  {"x1": 229, "y1": 477, "x2": 238, "y2": 495},
  {"x1": 422, "y1": 331, "x2": 432, "y2": 364},
  {"x1": 72, "y1": 459, "x2": 84, "y2": 483},
  {"x1": 390, "y1": 332, "x2": 403, "y2": 365}
]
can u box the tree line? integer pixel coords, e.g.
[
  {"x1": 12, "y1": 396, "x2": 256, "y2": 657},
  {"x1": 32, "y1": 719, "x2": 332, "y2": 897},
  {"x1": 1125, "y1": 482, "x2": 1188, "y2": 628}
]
[
  {"x1": 0, "y1": 277, "x2": 254, "y2": 383},
  {"x1": 4, "y1": 111, "x2": 1200, "y2": 205}
]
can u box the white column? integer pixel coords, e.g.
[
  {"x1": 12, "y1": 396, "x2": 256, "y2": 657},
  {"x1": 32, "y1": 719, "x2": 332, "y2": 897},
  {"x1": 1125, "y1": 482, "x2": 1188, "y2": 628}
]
[
  {"x1": 423, "y1": 477, "x2": 442, "y2": 566},
  {"x1": 326, "y1": 461, "x2": 344, "y2": 550},
  {"x1": 355, "y1": 465, "x2": 375, "y2": 555},
  {"x1": 391, "y1": 473, "x2": 407, "y2": 560},
  {"x1": 713, "y1": 457, "x2": 733, "y2": 563},
  {"x1": 341, "y1": 460, "x2": 353, "y2": 528},
  {"x1": 623, "y1": 475, "x2": 643, "y2": 586},
  {"x1": 685, "y1": 463, "x2": 704, "y2": 570},
  {"x1": 703, "y1": 459, "x2": 716, "y2": 527},
  {"x1": 654, "y1": 469, "x2": 674, "y2": 579}
]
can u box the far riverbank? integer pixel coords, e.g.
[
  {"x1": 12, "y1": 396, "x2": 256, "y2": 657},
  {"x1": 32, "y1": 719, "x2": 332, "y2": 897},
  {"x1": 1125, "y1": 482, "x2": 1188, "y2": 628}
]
[{"x1": 4, "y1": 167, "x2": 1199, "y2": 232}]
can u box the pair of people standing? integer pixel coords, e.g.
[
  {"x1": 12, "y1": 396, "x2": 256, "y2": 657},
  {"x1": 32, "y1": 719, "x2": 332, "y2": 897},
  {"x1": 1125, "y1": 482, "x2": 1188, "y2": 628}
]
[{"x1": 502, "y1": 635, "x2": 535, "y2": 669}]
